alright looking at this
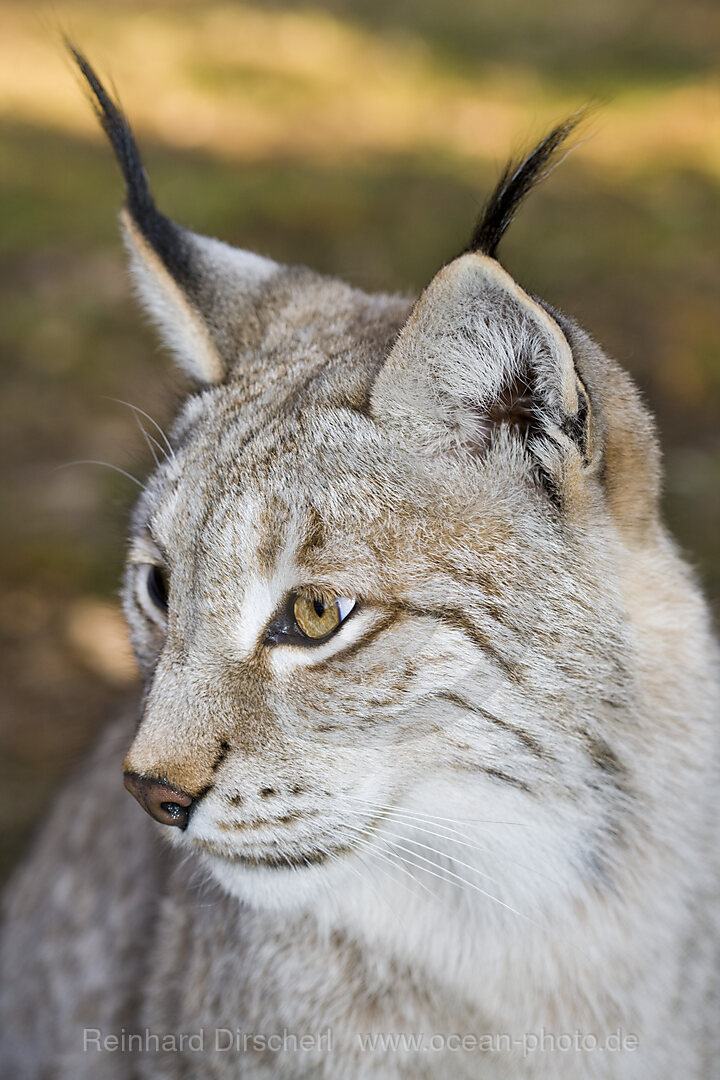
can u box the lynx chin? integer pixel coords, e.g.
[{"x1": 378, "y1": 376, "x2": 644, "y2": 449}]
[{"x1": 1, "y1": 49, "x2": 718, "y2": 1080}]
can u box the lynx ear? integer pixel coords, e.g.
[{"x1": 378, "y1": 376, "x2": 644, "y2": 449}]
[
  {"x1": 371, "y1": 253, "x2": 594, "y2": 485},
  {"x1": 71, "y1": 48, "x2": 277, "y2": 384}
]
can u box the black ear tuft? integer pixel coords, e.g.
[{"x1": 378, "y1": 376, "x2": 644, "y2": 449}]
[
  {"x1": 68, "y1": 44, "x2": 195, "y2": 291},
  {"x1": 467, "y1": 109, "x2": 590, "y2": 260}
]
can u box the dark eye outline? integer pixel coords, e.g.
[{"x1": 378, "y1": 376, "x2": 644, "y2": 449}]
[
  {"x1": 145, "y1": 563, "x2": 169, "y2": 614},
  {"x1": 264, "y1": 592, "x2": 357, "y2": 647}
]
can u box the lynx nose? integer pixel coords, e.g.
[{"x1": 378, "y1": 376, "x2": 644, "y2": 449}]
[{"x1": 123, "y1": 772, "x2": 194, "y2": 830}]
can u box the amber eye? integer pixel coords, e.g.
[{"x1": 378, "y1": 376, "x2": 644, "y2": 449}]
[{"x1": 293, "y1": 595, "x2": 354, "y2": 640}]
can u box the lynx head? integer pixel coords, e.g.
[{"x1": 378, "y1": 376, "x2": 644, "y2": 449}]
[{"x1": 74, "y1": 51, "x2": 662, "y2": 915}]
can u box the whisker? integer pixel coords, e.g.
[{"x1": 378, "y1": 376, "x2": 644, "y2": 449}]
[
  {"x1": 319, "y1": 838, "x2": 410, "y2": 925},
  {"x1": 379, "y1": 837, "x2": 549, "y2": 936},
  {"x1": 342, "y1": 797, "x2": 562, "y2": 887},
  {"x1": 134, "y1": 415, "x2": 160, "y2": 467},
  {"x1": 367, "y1": 822, "x2": 505, "y2": 889},
  {"x1": 342, "y1": 793, "x2": 527, "y2": 828},
  {"x1": 342, "y1": 823, "x2": 440, "y2": 903},
  {"x1": 313, "y1": 847, "x2": 346, "y2": 927},
  {"x1": 379, "y1": 837, "x2": 589, "y2": 959},
  {"x1": 374, "y1": 842, "x2": 490, "y2": 901},
  {"x1": 282, "y1": 854, "x2": 299, "y2": 874},
  {"x1": 104, "y1": 396, "x2": 175, "y2": 459},
  {"x1": 362, "y1": 844, "x2": 440, "y2": 903},
  {"x1": 343, "y1": 796, "x2": 520, "y2": 845},
  {"x1": 55, "y1": 460, "x2": 143, "y2": 488}
]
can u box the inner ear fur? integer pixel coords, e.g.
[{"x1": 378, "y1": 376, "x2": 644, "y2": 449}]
[
  {"x1": 121, "y1": 211, "x2": 226, "y2": 384},
  {"x1": 371, "y1": 253, "x2": 595, "y2": 476}
]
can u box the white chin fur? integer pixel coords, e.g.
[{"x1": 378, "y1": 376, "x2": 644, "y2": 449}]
[{"x1": 200, "y1": 851, "x2": 355, "y2": 912}]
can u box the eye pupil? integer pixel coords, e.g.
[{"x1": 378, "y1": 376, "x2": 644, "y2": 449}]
[
  {"x1": 313, "y1": 599, "x2": 325, "y2": 618},
  {"x1": 147, "y1": 564, "x2": 169, "y2": 612}
]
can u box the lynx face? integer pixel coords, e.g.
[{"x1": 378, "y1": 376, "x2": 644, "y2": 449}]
[{"x1": 78, "y1": 55, "x2": 658, "y2": 914}]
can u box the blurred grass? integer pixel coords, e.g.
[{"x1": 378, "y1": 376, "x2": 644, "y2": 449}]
[{"x1": 0, "y1": 0, "x2": 718, "y2": 881}]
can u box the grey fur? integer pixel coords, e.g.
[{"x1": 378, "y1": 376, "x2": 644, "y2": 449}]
[{"x1": 1, "y1": 71, "x2": 718, "y2": 1079}]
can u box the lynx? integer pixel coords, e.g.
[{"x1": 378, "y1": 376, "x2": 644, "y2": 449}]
[{"x1": 1, "y1": 50, "x2": 718, "y2": 1079}]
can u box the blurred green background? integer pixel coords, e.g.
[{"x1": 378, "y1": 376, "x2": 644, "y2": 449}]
[{"x1": 1, "y1": 0, "x2": 718, "y2": 882}]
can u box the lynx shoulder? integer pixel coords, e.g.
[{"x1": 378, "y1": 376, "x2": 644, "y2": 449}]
[{"x1": 1, "y1": 50, "x2": 718, "y2": 1080}]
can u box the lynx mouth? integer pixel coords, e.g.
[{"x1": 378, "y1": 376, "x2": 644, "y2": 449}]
[
  {"x1": 192, "y1": 812, "x2": 387, "y2": 870},
  {"x1": 193, "y1": 838, "x2": 355, "y2": 869}
]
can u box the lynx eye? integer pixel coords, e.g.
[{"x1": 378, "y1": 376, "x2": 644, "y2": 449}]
[
  {"x1": 293, "y1": 595, "x2": 355, "y2": 640},
  {"x1": 265, "y1": 593, "x2": 356, "y2": 647},
  {"x1": 145, "y1": 564, "x2": 169, "y2": 613}
]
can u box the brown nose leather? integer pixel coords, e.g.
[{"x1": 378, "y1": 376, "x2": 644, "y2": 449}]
[{"x1": 123, "y1": 772, "x2": 194, "y2": 829}]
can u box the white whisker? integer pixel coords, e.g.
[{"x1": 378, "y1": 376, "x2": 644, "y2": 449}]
[
  {"x1": 363, "y1": 845, "x2": 440, "y2": 902},
  {"x1": 105, "y1": 396, "x2": 175, "y2": 459},
  {"x1": 134, "y1": 415, "x2": 161, "y2": 467},
  {"x1": 369, "y1": 822, "x2": 505, "y2": 889},
  {"x1": 342, "y1": 797, "x2": 562, "y2": 887},
  {"x1": 319, "y1": 839, "x2": 409, "y2": 926},
  {"x1": 342, "y1": 823, "x2": 440, "y2": 903},
  {"x1": 342, "y1": 793, "x2": 527, "y2": 828},
  {"x1": 55, "y1": 460, "x2": 143, "y2": 488},
  {"x1": 378, "y1": 837, "x2": 549, "y2": 936}
]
